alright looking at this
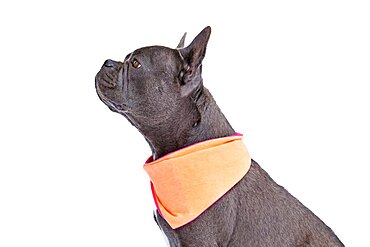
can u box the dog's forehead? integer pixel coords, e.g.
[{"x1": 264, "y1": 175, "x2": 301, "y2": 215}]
[{"x1": 131, "y1": 46, "x2": 177, "y2": 59}]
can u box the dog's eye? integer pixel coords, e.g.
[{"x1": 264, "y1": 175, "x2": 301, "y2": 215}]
[{"x1": 131, "y1": 59, "x2": 141, "y2": 69}]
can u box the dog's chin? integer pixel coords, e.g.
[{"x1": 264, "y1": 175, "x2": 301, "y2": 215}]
[
  {"x1": 101, "y1": 97, "x2": 129, "y2": 114},
  {"x1": 95, "y1": 86, "x2": 124, "y2": 112},
  {"x1": 95, "y1": 83, "x2": 124, "y2": 113}
]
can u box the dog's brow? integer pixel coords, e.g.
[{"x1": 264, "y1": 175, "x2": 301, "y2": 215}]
[{"x1": 124, "y1": 52, "x2": 133, "y2": 62}]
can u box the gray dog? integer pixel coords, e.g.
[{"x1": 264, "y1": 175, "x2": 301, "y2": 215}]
[{"x1": 95, "y1": 27, "x2": 344, "y2": 247}]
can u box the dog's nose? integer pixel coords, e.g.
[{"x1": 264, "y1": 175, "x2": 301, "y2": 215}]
[{"x1": 103, "y1": 59, "x2": 115, "y2": 68}]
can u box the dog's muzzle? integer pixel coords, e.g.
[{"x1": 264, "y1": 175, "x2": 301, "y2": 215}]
[
  {"x1": 95, "y1": 58, "x2": 130, "y2": 114},
  {"x1": 96, "y1": 59, "x2": 122, "y2": 89}
]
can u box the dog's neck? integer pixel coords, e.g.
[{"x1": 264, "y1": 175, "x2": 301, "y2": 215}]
[{"x1": 142, "y1": 87, "x2": 235, "y2": 160}]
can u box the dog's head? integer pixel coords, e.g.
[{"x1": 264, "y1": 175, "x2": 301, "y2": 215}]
[{"x1": 95, "y1": 27, "x2": 211, "y2": 129}]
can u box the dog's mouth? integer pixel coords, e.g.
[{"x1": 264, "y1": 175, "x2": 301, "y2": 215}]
[
  {"x1": 95, "y1": 67, "x2": 129, "y2": 113},
  {"x1": 97, "y1": 91, "x2": 131, "y2": 114},
  {"x1": 100, "y1": 71, "x2": 117, "y2": 89},
  {"x1": 95, "y1": 66, "x2": 119, "y2": 89}
]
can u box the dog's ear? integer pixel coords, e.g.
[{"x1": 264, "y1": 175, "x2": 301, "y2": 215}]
[
  {"x1": 176, "y1": 32, "x2": 187, "y2": 49},
  {"x1": 178, "y1": 26, "x2": 211, "y2": 97}
]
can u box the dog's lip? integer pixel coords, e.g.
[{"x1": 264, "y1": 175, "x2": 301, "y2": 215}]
[
  {"x1": 95, "y1": 65, "x2": 130, "y2": 113},
  {"x1": 98, "y1": 93, "x2": 130, "y2": 113},
  {"x1": 96, "y1": 69, "x2": 117, "y2": 89},
  {"x1": 112, "y1": 102, "x2": 129, "y2": 111}
]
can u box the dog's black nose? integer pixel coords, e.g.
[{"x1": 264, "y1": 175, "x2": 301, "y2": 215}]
[{"x1": 103, "y1": 59, "x2": 115, "y2": 68}]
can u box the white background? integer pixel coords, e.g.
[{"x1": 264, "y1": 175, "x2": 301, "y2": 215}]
[{"x1": 1, "y1": 0, "x2": 369, "y2": 246}]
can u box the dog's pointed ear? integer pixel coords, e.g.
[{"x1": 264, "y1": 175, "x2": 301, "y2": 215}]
[
  {"x1": 176, "y1": 32, "x2": 187, "y2": 49},
  {"x1": 178, "y1": 26, "x2": 211, "y2": 97}
]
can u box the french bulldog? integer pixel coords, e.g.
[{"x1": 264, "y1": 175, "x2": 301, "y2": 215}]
[{"x1": 95, "y1": 26, "x2": 344, "y2": 247}]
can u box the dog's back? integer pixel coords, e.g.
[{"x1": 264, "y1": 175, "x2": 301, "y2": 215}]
[
  {"x1": 96, "y1": 26, "x2": 344, "y2": 247},
  {"x1": 156, "y1": 161, "x2": 344, "y2": 247}
]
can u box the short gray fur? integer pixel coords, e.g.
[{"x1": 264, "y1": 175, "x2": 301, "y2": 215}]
[{"x1": 95, "y1": 26, "x2": 344, "y2": 247}]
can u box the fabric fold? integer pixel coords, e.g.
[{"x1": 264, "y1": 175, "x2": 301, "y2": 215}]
[{"x1": 143, "y1": 134, "x2": 251, "y2": 229}]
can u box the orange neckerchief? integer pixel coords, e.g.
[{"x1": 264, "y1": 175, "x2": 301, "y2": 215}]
[{"x1": 143, "y1": 134, "x2": 251, "y2": 229}]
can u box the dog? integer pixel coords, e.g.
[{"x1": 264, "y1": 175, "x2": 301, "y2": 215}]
[{"x1": 95, "y1": 26, "x2": 344, "y2": 246}]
